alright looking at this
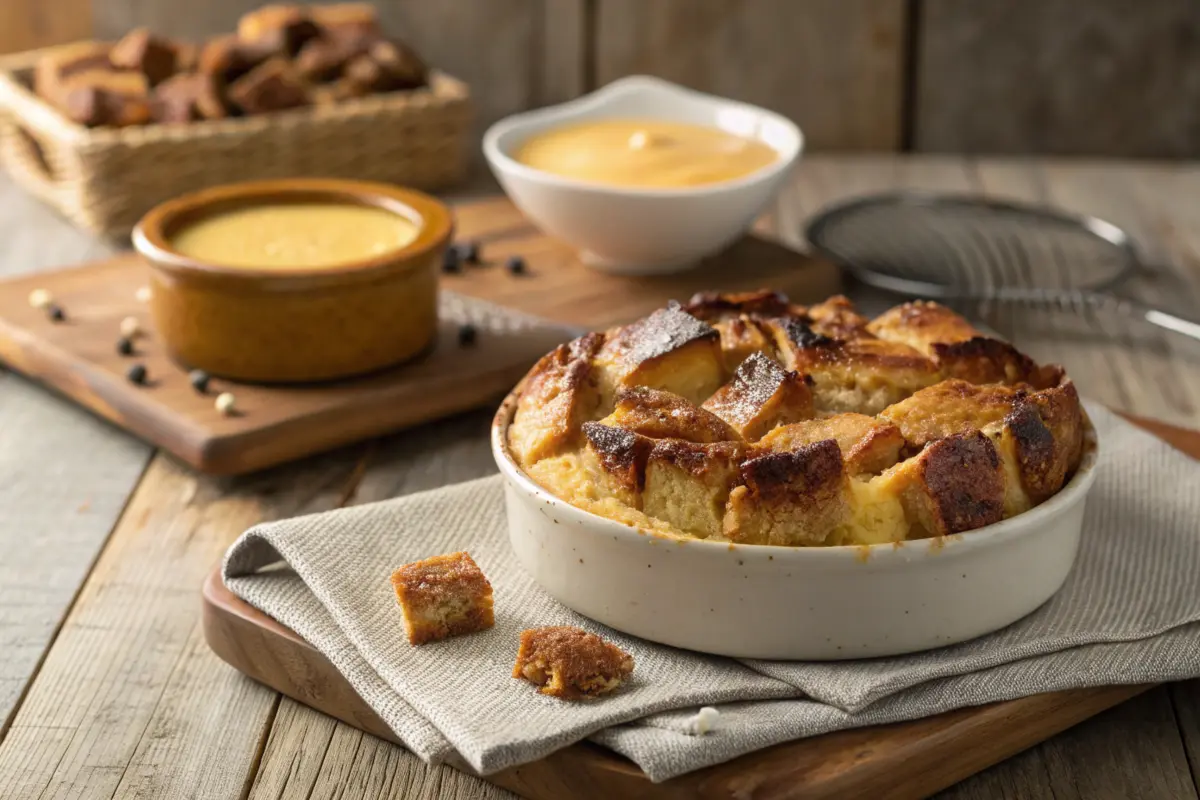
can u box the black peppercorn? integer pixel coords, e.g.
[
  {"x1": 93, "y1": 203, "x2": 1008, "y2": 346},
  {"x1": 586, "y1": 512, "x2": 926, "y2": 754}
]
[
  {"x1": 459, "y1": 240, "x2": 481, "y2": 264},
  {"x1": 441, "y1": 247, "x2": 461, "y2": 274},
  {"x1": 126, "y1": 364, "x2": 147, "y2": 385},
  {"x1": 457, "y1": 323, "x2": 478, "y2": 346},
  {"x1": 116, "y1": 337, "x2": 134, "y2": 356},
  {"x1": 47, "y1": 304, "x2": 65, "y2": 322},
  {"x1": 505, "y1": 255, "x2": 526, "y2": 275},
  {"x1": 189, "y1": 369, "x2": 211, "y2": 394}
]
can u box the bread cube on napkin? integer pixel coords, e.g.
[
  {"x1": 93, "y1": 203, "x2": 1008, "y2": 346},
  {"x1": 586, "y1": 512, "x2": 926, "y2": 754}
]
[
  {"x1": 513, "y1": 626, "x2": 635, "y2": 700},
  {"x1": 391, "y1": 551, "x2": 494, "y2": 645}
]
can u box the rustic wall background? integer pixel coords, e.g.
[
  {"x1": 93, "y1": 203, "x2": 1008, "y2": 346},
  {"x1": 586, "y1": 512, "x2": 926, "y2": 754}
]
[{"x1": 3, "y1": 0, "x2": 1198, "y2": 157}]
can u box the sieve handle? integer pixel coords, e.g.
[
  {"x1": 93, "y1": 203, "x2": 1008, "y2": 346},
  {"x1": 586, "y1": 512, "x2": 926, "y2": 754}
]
[{"x1": 1142, "y1": 308, "x2": 1200, "y2": 343}]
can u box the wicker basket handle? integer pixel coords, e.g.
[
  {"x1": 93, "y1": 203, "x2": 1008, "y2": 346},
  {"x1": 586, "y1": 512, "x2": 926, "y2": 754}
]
[{"x1": 3, "y1": 121, "x2": 60, "y2": 186}]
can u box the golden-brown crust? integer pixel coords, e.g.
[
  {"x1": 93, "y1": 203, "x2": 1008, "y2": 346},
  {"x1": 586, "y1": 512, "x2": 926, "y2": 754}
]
[
  {"x1": 758, "y1": 413, "x2": 905, "y2": 476},
  {"x1": 603, "y1": 386, "x2": 741, "y2": 443},
  {"x1": 764, "y1": 317, "x2": 940, "y2": 414},
  {"x1": 801, "y1": 295, "x2": 872, "y2": 339},
  {"x1": 683, "y1": 289, "x2": 794, "y2": 321},
  {"x1": 880, "y1": 379, "x2": 1019, "y2": 450},
  {"x1": 890, "y1": 432, "x2": 1005, "y2": 537},
  {"x1": 581, "y1": 421, "x2": 652, "y2": 499},
  {"x1": 391, "y1": 552, "x2": 494, "y2": 645},
  {"x1": 508, "y1": 332, "x2": 605, "y2": 465},
  {"x1": 868, "y1": 301, "x2": 1057, "y2": 387},
  {"x1": 724, "y1": 439, "x2": 850, "y2": 546},
  {"x1": 595, "y1": 304, "x2": 724, "y2": 406},
  {"x1": 509, "y1": 292, "x2": 1082, "y2": 546},
  {"x1": 711, "y1": 315, "x2": 778, "y2": 374},
  {"x1": 513, "y1": 626, "x2": 635, "y2": 700},
  {"x1": 702, "y1": 352, "x2": 814, "y2": 441}
]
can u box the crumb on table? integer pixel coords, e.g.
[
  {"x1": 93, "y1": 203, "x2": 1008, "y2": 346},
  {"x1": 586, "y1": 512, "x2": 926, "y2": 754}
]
[
  {"x1": 512, "y1": 626, "x2": 634, "y2": 700},
  {"x1": 391, "y1": 551, "x2": 494, "y2": 645}
]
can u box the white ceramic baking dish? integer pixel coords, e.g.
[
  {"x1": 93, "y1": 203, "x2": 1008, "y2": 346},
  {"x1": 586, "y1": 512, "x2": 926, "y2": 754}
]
[
  {"x1": 482, "y1": 75, "x2": 803, "y2": 275},
  {"x1": 491, "y1": 390, "x2": 1099, "y2": 660}
]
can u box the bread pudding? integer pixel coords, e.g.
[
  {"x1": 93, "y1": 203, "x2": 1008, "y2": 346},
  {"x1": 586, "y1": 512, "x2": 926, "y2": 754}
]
[{"x1": 508, "y1": 291, "x2": 1086, "y2": 547}]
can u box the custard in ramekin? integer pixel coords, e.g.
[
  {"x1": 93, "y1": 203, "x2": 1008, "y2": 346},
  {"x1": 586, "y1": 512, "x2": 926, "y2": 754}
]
[{"x1": 133, "y1": 178, "x2": 453, "y2": 383}]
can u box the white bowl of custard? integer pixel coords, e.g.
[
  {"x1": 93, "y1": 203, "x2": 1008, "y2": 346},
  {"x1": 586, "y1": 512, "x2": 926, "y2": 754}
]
[{"x1": 483, "y1": 75, "x2": 803, "y2": 275}]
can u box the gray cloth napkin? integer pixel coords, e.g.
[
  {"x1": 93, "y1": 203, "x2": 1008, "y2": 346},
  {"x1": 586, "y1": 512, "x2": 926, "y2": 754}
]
[{"x1": 222, "y1": 404, "x2": 1200, "y2": 782}]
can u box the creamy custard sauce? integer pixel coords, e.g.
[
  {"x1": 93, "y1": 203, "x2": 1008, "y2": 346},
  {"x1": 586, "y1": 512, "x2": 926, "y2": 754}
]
[
  {"x1": 513, "y1": 119, "x2": 778, "y2": 188},
  {"x1": 171, "y1": 203, "x2": 419, "y2": 269}
]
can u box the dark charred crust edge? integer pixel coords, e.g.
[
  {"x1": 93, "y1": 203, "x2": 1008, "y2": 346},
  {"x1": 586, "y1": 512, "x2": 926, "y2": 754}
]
[
  {"x1": 582, "y1": 422, "x2": 650, "y2": 490},
  {"x1": 739, "y1": 439, "x2": 844, "y2": 502},
  {"x1": 918, "y1": 431, "x2": 1005, "y2": 534},
  {"x1": 684, "y1": 289, "x2": 793, "y2": 320}
]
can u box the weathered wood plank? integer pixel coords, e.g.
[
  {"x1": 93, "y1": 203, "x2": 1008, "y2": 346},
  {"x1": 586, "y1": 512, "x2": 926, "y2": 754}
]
[
  {"x1": 0, "y1": 0, "x2": 91, "y2": 54},
  {"x1": 915, "y1": 0, "x2": 1200, "y2": 158},
  {"x1": 246, "y1": 698, "x2": 336, "y2": 799},
  {"x1": 0, "y1": 447, "x2": 368, "y2": 799},
  {"x1": 594, "y1": 0, "x2": 907, "y2": 150},
  {"x1": 0, "y1": 175, "x2": 153, "y2": 738},
  {"x1": 92, "y1": 0, "x2": 579, "y2": 134},
  {"x1": 1170, "y1": 680, "x2": 1200, "y2": 791},
  {"x1": 252, "y1": 702, "x2": 518, "y2": 800}
]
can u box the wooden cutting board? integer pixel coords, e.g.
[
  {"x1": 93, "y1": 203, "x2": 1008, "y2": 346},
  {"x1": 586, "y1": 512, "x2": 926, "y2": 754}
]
[
  {"x1": 202, "y1": 414, "x2": 1200, "y2": 800},
  {"x1": 0, "y1": 196, "x2": 840, "y2": 475}
]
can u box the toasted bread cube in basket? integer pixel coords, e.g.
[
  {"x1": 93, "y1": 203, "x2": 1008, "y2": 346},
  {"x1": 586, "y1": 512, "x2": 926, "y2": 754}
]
[
  {"x1": 513, "y1": 626, "x2": 635, "y2": 700},
  {"x1": 391, "y1": 551, "x2": 494, "y2": 645}
]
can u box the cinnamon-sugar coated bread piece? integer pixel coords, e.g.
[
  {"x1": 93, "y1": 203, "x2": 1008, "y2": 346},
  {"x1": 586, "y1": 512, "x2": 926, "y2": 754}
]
[
  {"x1": 513, "y1": 626, "x2": 635, "y2": 700},
  {"x1": 390, "y1": 552, "x2": 494, "y2": 645},
  {"x1": 507, "y1": 292, "x2": 1085, "y2": 547}
]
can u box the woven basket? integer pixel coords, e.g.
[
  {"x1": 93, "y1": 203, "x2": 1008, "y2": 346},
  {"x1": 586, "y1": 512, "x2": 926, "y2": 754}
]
[{"x1": 0, "y1": 44, "x2": 472, "y2": 237}]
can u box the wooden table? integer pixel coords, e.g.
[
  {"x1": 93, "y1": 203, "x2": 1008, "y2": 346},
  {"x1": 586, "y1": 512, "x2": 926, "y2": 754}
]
[{"x1": 0, "y1": 156, "x2": 1198, "y2": 800}]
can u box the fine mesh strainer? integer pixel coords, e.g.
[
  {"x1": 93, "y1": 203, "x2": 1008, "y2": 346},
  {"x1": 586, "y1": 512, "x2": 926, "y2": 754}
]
[{"x1": 804, "y1": 192, "x2": 1200, "y2": 343}]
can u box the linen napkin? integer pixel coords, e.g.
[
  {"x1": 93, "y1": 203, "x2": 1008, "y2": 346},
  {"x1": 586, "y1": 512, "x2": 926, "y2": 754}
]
[{"x1": 222, "y1": 404, "x2": 1200, "y2": 781}]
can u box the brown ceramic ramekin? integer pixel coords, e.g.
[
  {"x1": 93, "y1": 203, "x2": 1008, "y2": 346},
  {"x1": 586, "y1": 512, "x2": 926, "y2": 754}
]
[{"x1": 132, "y1": 178, "x2": 453, "y2": 383}]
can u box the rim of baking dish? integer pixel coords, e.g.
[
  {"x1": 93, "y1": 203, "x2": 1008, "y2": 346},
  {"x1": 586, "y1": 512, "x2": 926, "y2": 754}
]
[
  {"x1": 490, "y1": 384, "x2": 1100, "y2": 562},
  {"x1": 482, "y1": 75, "x2": 804, "y2": 198}
]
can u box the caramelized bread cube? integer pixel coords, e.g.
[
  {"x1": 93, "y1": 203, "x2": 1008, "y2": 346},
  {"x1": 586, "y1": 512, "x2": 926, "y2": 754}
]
[
  {"x1": 724, "y1": 439, "x2": 850, "y2": 546},
  {"x1": 227, "y1": 57, "x2": 309, "y2": 115},
  {"x1": 366, "y1": 39, "x2": 428, "y2": 89},
  {"x1": 61, "y1": 70, "x2": 151, "y2": 127},
  {"x1": 34, "y1": 42, "x2": 112, "y2": 106},
  {"x1": 868, "y1": 301, "x2": 1053, "y2": 387},
  {"x1": 801, "y1": 295, "x2": 872, "y2": 339},
  {"x1": 1008, "y1": 378, "x2": 1085, "y2": 499},
  {"x1": 643, "y1": 440, "x2": 744, "y2": 539},
  {"x1": 758, "y1": 413, "x2": 904, "y2": 476},
  {"x1": 580, "y1": 422, "x2": 652, "y2": 508},
  {"x1": 702, "y1": 352, "x2": 814, "y2": 441},
  {"x1": 880, "y1": 379, "x2": 1018, "y2": 450},
  {"x1": 312, "y1": 2, "x2": 383, "y2": 43},
  {"x1": 880, "y1": 431, "x2": 1005, "y2": 538},
  {"x1": 513, "y1": 626, "x2": 634, "y2": 700},
  {"x1": 151, "y1": 72, "x2": 226, "y2": 122},
  {"x1": 508, "y1": 332, "x2": 604, "y2": 466},
  {"x1": 595, "y1": 304, "x2": 723, "y2": 407},
  {"x1": 765, "y1": 317, "x2": 939, "y2": 414},
  {"x1": 295, "y1": 36, "x2": 359, "y2": 82},
  {"x1": 601, "y1": 386, "x2": 740, "y2": 443},
  {"x1": 238, "y1": 4, "x2": 321, "y2": 56},
  {"x1": 390, "y1": 552, "x2": 494, "y2": 645},
  {"x1": 198, "y1": 33, "x2": 274, "y2": 85},
  {"x1": 881, "y1": 378, "x2": 1083, "y2": 513},
  {"x1": 711, "y1": 315, "x2": 777, "y2": 373},
  {"x1": 109, "y1": 27, "x2": 180, "y2": 86},
  {"x1": 684, "y1": 289, "x2": 794, "y2": 321}
]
